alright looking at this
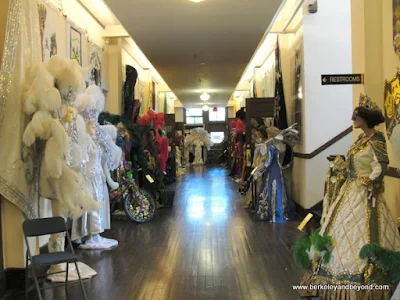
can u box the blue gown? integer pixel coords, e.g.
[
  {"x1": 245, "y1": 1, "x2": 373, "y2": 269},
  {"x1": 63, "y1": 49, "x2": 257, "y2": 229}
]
[{"x1": 254, "y1": 143, "x2": 294, "y2": 222}]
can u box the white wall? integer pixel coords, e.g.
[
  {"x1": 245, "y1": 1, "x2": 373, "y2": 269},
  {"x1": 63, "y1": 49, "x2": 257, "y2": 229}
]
[
  {"x1": 175, "y1": 107, "x2": 184, "y2": 123},
  {"x1": 227, "y1": 107, "x2": 234, "y2": 119},
  {"x1": 304, "y1": 134, "x2": 353, "y2": 207},
  {"x1": 291, "y1": 0, "x2": 353, "y2": 208},
  {"x1": 302, "y1": 0, "x2": 353, "y2": 154},
  {"x1": 62, "y1": 0, "x2": 105, "y2": 48}
]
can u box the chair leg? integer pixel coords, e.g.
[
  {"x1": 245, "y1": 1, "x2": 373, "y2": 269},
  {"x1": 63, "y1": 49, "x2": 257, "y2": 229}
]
[
  {"x1": 65, "y1": 263, "x2": 69, "y2": 293},
  {"x1": 25, "y1": 256, "x2": 29, "y2": 300},
  {"x1": 74, "y1": 262, "x2": 88, "y2": 300},
  {"x1": 30, "y1": 264, "x2": 43, "y2": 300}
]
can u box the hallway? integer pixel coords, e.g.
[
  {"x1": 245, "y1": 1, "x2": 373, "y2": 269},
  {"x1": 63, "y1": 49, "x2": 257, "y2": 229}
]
[{"x1": 13, "y1": 167, "x2": 304, "y2": 300}]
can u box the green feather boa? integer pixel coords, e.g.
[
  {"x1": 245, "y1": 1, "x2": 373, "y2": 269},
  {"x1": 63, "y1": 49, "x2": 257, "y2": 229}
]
[
  {"x1": 292, "y1": 228, "x2": 332, "y2": 270},
  {"x1": 360, "y1": 243, "x2": 400, "y2": 284}
]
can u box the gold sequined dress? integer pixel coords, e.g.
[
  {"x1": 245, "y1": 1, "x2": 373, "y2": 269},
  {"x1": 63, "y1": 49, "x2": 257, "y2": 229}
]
[{"x1": 303, "y1": 132, "x2": 400, "y2": 299}]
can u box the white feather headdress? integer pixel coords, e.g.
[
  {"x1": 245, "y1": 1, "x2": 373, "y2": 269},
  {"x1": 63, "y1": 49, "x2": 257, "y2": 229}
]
[
  {"x1": 77, "y1": 85, "x2": 105, "y2": 122},
  {"x1": 46, "y1": 56, "x2": 85, "y2": 104}
]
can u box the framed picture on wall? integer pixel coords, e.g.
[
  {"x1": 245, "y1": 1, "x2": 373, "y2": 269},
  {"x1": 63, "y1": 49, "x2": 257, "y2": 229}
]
[
  {"x1": 88, "y1": 41, "x2": 103, "y2": 87},
  {"x1": 38, "y1": 2, "x2": 59, "y2": 62},
  {"x1": 152, "y1": 81, "x2": 156, "y2": 110},
  {"x1": 70, "y1": 27, "x2": 82, "y2": 66}
]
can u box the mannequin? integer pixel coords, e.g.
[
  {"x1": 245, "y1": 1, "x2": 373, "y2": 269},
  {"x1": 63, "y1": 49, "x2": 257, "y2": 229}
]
[
  {"x1": 184, "y1": 128, "x2": 213, "y2": 166},
  {"x1": 252, "y1": 125, "x2": 299, "y2": 222},
  {"x1": 184, "y1": 134, "x2": 190, "y2": 166},
  {"x1": 123, "y1": 65, "x2": 138, "y2": 122},
  {"x1": 74, "y1": 85, "x2": 121, "y2": 250},
  {"x1": 157, "y1": 129, "x2": 169, "y2": 174},
  {"x1": 293, "y1": 97, "x2": 400, "y2": 299},
  {"x1": 193, "y1": 140, "x2": 204, "y2": 165},
  {"x1": 320, "y1": 156, "x2": 347, "y2": 226},
  {"x1": 22, "y1": 59, "x2": 99, "y2": 282}
]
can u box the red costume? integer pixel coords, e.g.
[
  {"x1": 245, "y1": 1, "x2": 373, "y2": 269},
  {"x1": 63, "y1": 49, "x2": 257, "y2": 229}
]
[{"x1": 157, "y1": 136, "x2": 169, "y2": 173}]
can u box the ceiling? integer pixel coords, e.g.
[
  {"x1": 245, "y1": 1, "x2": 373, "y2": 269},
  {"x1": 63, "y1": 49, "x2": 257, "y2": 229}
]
[{"x1": 104, "y1": 0, "x2": 284, "y2": 107}]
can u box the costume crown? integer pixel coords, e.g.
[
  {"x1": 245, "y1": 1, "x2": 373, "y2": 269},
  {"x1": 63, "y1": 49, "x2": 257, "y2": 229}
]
[{"x1": 359, "y1": 94, "x2": 382, "y2": 113}]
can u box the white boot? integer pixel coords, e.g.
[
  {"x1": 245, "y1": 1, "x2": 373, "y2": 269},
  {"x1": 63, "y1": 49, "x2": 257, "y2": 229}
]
[
  {"x1": 48, "y1": 233, "x2": 65, "y2": 252},
  {"x1": 79, "y1": 234, "x2": 118, "y2": 250}
]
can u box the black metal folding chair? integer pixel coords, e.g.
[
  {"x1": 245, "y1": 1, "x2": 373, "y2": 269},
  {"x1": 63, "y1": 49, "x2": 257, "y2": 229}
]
[{"x1": 22, "y1": 216, "x2": 88, "y2": 300}]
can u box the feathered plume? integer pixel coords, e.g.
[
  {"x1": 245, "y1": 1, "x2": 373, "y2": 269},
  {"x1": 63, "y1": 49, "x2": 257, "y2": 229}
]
[
  {"x1": 235, "y1": 119, "x2": 246, "y2": 135},
  {"x1": 154, "y1": 112, "x2": 165, "y2": 130},
  {"x1": 46, "y1": 56, "x2": 85, "y2": 95}
]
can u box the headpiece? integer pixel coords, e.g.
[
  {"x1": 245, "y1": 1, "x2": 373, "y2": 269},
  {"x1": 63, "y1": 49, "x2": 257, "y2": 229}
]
[
  {"x1": 77, "y1": 85, "x2": 105, "y2": 122},
  {"x1": 358, "y1": 94, "x2": 382, "y2": 114},
  {"x1": 266, "y1": 126, "x2": 280, "y2": 138},
  {"x1": 46, "y1": 55, "x2": 85, "y2": 105}
]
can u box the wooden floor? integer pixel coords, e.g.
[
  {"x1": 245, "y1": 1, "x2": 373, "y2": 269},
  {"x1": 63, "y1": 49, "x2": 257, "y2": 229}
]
[{"x1": 8, "y1": 166, "x2": 305, "y2": 300}]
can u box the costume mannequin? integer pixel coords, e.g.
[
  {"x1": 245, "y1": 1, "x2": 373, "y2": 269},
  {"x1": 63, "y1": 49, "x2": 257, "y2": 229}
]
[
  {"x1": 253, "y1": 125, "x2": 298, "y2": 222},
  {"x1": 193, "y1": 140, "x2": 204, "y2": 165},
  {"x1": 320, "y1": 156, "x2": 347, "y2": 226},
  {"x1": 185, "y1": 128, "x2": 213, "y2": 166},
  {"x1": 233, "y1": 133, "x2": 245, "y2": 178},
  {"x1": 244, "y1": 126, "x2": 269, "y2": 209},
  {"x1": 184, "y1": 134, "x2": 190, "y2": 166},
  {"x1": 157, "y1": 129, "x2": 169, "y2": 174},
  {"x1": 123, "y1": 65, "x2": 138, "y2": 121},
  {"x1": 74, "y1": 85, "x2": 121, "y2": 250},
  {"x1": 22, "y1": 59, "x2": 99, "y2": 282},
  {"x1": 175, "y1": 134, "x2": 186, "y2": 177},
  {"x1": 294, "y1": 95, "x2": 400, "y2": 299}
]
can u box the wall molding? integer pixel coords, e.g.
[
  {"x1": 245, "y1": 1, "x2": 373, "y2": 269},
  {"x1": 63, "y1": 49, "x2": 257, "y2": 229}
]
[
  {"x1": 293, "y1": 126, "x2": 353, "y2": 159},
  {"x1": 293, "y1": 126, "x2": 400, "y2": 178},
  {"x1": 387, "y1": 167, "x2": 400, "y2": 179}
]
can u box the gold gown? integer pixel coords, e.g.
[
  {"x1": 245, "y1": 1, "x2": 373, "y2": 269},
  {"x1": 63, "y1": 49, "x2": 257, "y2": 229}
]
[{"x1": 301, "y1": 132, "x2": 400, "y2": 299}]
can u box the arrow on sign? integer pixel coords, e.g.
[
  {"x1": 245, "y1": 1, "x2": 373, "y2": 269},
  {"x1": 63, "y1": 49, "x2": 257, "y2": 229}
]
[{"x1": 322, "y1": 77, "x2": 327, "y2": 83}]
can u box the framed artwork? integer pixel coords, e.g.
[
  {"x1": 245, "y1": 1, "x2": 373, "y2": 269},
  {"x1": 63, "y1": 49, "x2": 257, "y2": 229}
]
[
  {"x1": 384, "y1": 72, "x2": 400, "y2": 139},
  {"x1": 249, "y1": 79, "x2": 255, "y2": 98},
  {"x1": 38, "y1": 1, "x2": 62, "y2": 62},
  {"x1": 89, "y1": 41, "x2": 102, "y2": 87},
  {"x1": 151, "y1": 81, "x2": 156, "y2": 110},
  {"x1": 70, "y1": 27, "x2": 82, "y2": 66},
  {"x1": 393, "y1": 0, "x2": 400, "y2": 60},
  {"x1": 139, "y1": 81, "x2": 145, "y2": 114},
  {"x1": 292, "y1": 46, "x2": 302, "y2": 138}
]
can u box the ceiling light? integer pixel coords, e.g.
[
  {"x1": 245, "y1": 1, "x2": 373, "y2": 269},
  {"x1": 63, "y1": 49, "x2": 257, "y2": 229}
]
[
  {"x1": 190, "y1": 0, "x2": 204, "y2": 2},
  {"x1": 202, "y1": 104, "x2": 209, "y2": 111},
  {"x1": 200, "y1": 92, "x2": 210, "y2": 101}
]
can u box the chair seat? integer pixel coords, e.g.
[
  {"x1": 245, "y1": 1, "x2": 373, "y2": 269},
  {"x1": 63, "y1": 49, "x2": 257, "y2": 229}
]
[{"x1": 32, "y1": 252, "x2": 78, "y2": 265}]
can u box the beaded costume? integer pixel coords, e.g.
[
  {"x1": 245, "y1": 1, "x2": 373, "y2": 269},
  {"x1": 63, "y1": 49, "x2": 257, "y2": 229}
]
[{"x1": 296, "y1": 95, "x2": 400, "y2": 299}]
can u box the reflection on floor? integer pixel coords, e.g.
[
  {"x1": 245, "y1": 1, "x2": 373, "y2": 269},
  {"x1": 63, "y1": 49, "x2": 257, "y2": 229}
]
[{"x1": 9, "y1": 166, "x2": 304, "y2": 300}]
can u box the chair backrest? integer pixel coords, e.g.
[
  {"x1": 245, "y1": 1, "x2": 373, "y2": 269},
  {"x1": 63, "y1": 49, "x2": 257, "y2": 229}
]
[{"x1": 23, "y1": 216, "x2": 67, "y2": 237}]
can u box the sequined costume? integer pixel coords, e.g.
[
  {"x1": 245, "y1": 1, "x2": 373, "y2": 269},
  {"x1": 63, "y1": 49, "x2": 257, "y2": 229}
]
[
  {"x1": 300, "y1": 132, "x2": 400, "y2": 299},
  {"x1": 320, "y1": 156, "x2": 347, "y2": 226},
  {"x1": 244, "y1": 142, "x2": 267, "y2": 208},
  {"x1": 233, "y1": 140, "x2": 244, "y2": 177},
  {"x1": 72, "y1": 139, "x2": 108, "y2": 240},
  {"x1": 71, "y1": 86, "x2": 121, "y2": 247},
  {"x1": 253, "y1": 139, "x2": 294, "y2": 222},
  {"x1": 157, "y1": 135, "x2": 169, "y2": 173},
  {"x1": 193, "y1": 140, "x2": 204, "y2": 165}
]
